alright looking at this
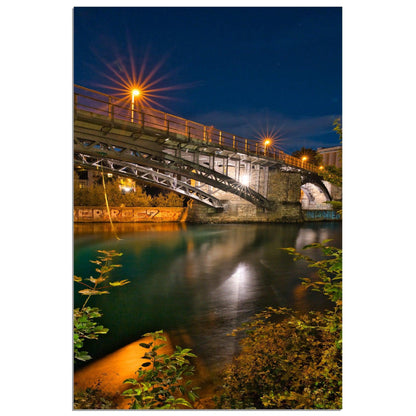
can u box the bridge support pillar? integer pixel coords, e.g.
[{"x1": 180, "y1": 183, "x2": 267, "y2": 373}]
[
  {"x1": 265, "y1": 168, "x2": 303, "y2": 222},
  {"x1": 187, "y1": 168, "x2": 304, "y2": 223}
]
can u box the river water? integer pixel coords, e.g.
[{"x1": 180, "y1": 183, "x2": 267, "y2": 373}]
[{"x1": 74, "y1": 221, "x2": 341, "y2": 375}]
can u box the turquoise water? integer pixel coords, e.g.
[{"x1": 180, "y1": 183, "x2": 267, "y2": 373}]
[{"x1": 74, "y1": 221, "x2": 341, "y2": 371}]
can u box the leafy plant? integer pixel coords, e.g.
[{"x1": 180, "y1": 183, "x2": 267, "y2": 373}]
[
  {"x1": 74, "y1": 181, "x2": 152, "y2": 207},
  {"x1": 215, "y1": 241, "x2": 342, "y2": 409},
  {"x1": 319, "y1": 118, "x2": 342, "y2": 186},
  {"x1": 73, "y1": 306, "x2": 108, "y2": 361},
  {"x1": 333, "y1": 117, "x2": 342, "y2": 143},
  {"x1": 326, "y1": 200, "x2": 342, "y2": 216},
  {"x1": 73, "y1": 381, "x2": 117, "y2": 409},
  {"x1": 73, "y1": 250, "x2": 129, "y2": 361},
  {"x1": 291, "y1": 147, "x2": 322, "y2": 166},
  {"x1": 321, "y1": 164, "x2": 342, "y2": 187},
  {"x1": 152, "y1": 191, "x2": 185, "y2": 207},
  {"x1": 283, "y1": 241, "x2": 342, "y2": 348},
  {"x1": 122, "y1": 330, "x2": 200, "y2": 409}
]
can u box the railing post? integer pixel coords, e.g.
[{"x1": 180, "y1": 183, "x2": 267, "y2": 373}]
[
  {"x1": 219, "y1": 131, "x2": 222, "y2": 146},
  {"x1": 203, "y1": 126, "x2": 207, "y2": 141},
  {"x1": 255, "y1": 142, "x2": 258, "y2": 155},
  {"x1": 233, "y1": 135, "x2": 236, "y2": 149},
  {"x1": 74, "y1": 93, "x2": 78, "y2": 117},
  {"x1": 245, "y1": 139, "x2": 248, "y2": 152},
  {"x1": 140, "y1": 109, "x2": 144, "y2": 128},
  {"x1": 108, "y1": 97, "x2": 114, "y2": 121}
]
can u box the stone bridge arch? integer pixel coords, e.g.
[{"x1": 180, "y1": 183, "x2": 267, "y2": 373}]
[{"x1": 300, "y1": 174, "x2": 332, "y2": 209}]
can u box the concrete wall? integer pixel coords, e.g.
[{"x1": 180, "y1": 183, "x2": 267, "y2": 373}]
[{"x1": 74, "y1": 206, "x2": 188, "y2": 223}]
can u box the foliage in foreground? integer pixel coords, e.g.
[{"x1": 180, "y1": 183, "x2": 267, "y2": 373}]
[
  {"x1": 122, "y1": 330, "x2": 200, "y2": 409},
  {"x1": 73, "y1": 383, "x2": 117, "y2": 409},
  {"x1": 215, "y1": 241, "x2": 342, "y2": 409},
  {"x1": 74, "y1": 252, "x2": 199, "y2": 410},
  {"x1": 73, "y1": 250, "x2": 129, "y2": 361}
]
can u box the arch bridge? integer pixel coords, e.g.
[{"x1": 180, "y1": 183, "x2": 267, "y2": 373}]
[{"x1": 74, "y1": 85, "x2": 332, "y2": 212}]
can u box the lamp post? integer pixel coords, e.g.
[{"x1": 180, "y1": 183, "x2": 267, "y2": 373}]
[
  {"x1": 301, "y1": 156, "x2": 308, "y2": 167},
  {"x1": 264, "y1": 138, "x2": 271, "y2": 156},
  {"x1": 131, "y1": 89, "x2": 140, "y2": 123}
]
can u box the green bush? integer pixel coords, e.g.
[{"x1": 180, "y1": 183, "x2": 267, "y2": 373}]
[
  {"x1": 74, "y1": 250, "x2": 129, "y2": 362},
  {"x1": 152, "y1": 191, "x2": 185, "y2": 207},
  {"x1": 74, "y1": 181, "x2": 152, "y2": 207},
  {"x1": 321, "y1": 165, "x2": 342, "y2": 187},
  {"x1": 74, "y1": 384, "x2": 117, "y2": 409},
  {"x1": 215, "y1": 241, "x2": 342, "y2": 409},
  {"x1": 122, "y1": 330, "x2": 200, "y2": 409}
]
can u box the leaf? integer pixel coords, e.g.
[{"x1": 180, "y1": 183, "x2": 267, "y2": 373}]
[
  {"x1": 94, "y1": 326, "x2": 109, "y2": 334},
  {"x1": 123, "y1": 378, "x2": 138, "y2": 385},
  {"x1": 109, "y1": 279, "x2": 130, "y2": 286},
  {"x1": 141, "y1": 362, "x2": 152, "y2": 367},
  {"x1": 75, "y1": 350, "x2": 92, "y2": 361},
  {"x1": 188, "y1": 391, "x2": 197, "y2": 402},
  {"x1": 88, "y1": 277, "x2": 105, "y2": 284},
  {"x1": 139, "y1": 342, "x2": 152, "y2": 349},
  {"x1": 73, "y1": 275, "x2": 83, "y2": 282},
  {"x1": 78, "y1": 289, "x2": 110, "y2": 296}
]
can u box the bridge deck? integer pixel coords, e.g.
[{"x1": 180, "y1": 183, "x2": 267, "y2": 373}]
[{"x1": 74, "y1": 85, "x2": 321, "y2": 174}]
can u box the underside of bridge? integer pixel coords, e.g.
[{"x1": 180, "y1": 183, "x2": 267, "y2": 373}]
[{"x1": 300, "y1": 175, "x2": 333, "y2": 210}]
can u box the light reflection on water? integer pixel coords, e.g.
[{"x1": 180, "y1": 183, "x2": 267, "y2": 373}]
[{"x1": 74, "y1": 222, "x2": 341, "y2": 373}]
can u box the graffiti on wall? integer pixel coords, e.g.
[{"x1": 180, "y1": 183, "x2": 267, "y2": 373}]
[
  {"x1": 74, "y1": 207, "x2": 186, "y2": 223},
  {"x1": 303, "y1": 210, "x2": 341, "y2": 221}
]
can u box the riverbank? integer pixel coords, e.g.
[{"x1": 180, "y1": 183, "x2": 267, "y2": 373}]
[
  {"x1": 74, "y1": 205, "x2": 340, "y2": 224},
  {"x1": 74, "y1": 206, "x2": 188, "y2": 223},
  {"x1": 74, "y1": 333, "x2": 217, "y2": 409}
]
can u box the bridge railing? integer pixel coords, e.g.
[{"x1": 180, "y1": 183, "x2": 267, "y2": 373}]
[{"x1": 74, "y1": 85, "x2": 321, "y2": 174}]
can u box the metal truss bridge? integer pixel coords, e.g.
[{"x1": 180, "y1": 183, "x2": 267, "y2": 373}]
[{"x1": 74, "y1": 85, "x2": 324, "y2": 210}]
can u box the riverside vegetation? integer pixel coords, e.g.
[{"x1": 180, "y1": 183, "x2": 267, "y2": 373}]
[
  {"x1": 74, "y1": 180, "x2": 184, "y2": 207},
  {"x1": 73, "y1": 241, "x2": 342, "y2": 409}
]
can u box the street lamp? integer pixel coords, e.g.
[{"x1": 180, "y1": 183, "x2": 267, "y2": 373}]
[
  {"x1": 264, "y1": 138, "x2": 271, "y2": 155},
  {"x1": 131, "y1": 88, "x2": 140, "y2": 122}
]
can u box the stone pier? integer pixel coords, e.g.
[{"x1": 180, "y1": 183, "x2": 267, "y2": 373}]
[{"x1": 187, "y1": 168, "x2": 304, "y2": 223}]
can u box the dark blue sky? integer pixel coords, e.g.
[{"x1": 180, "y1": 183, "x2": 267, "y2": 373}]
[{"x1": 74, "y1": 7, "x2": 342, "y2": 153}]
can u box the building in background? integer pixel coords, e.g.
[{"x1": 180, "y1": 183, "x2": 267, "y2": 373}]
[{"x1": 317, "y1": 145, "x2": 342, "y2": 168}]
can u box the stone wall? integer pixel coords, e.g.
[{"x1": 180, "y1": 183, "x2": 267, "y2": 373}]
[
  {"x1": 323, "y1": 181, "x2": 342, "y2": 201},
  {"x1": 74, "y1": 206, "x2": 188, "y2": 223},
  {"x1": 187, "y1": 169, "x2": 304, "y2": 223},
  {"x1": 74, "y1": 171, "x2": 341, "y2": 224},
  {"x1": 303, "y1": 210, "x2": 341, "y2": 221}
]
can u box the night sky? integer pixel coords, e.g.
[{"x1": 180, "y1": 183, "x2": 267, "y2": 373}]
[{"x1": 74, "y1": 7, "x2": 342, "y2": 153}]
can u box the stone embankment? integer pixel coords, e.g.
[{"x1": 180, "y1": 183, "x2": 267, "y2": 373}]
[{"x1": 74, "y1": 206, "x2": 188, "y2": 223}]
